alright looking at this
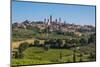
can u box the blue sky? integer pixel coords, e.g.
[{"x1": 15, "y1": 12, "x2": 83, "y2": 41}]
[{"x1": 12, "y1": 1, "x2": 96, "y2": 25}]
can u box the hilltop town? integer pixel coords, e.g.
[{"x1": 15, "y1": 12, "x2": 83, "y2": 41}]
[
  {"x1": 12, "y1": 15, "x2": 95, "y2": 38},
  {"x1": 12, "y1": 16, "x2": 96, "y2": 66}
]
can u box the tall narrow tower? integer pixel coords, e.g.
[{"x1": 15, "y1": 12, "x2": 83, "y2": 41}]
[
  {"x1": 44, "y1": 18, "x2": 46, "y2": 25},
  {"x1": 44, "y1": 18, "x2": 46, "y2": 23},
  {"x1": 59, "y1": 17, "x2": 61, "y2": 23},
  {"x1": 55, "y1": 19, "x2": 57, "y2": 23},
  {"x1": 47, "y1": 19, "x2": 50, "y2": 25},
  {"x1": 58, "y1": 17, "x2": 61, "y2": 31},
  {"x1": 50, "y1": 15, "x2": 52, "y2": 23}
]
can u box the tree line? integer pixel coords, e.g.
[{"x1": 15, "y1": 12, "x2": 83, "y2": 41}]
[{"x1": 13, "y1": 33, "x2": 95, "y2": 59}]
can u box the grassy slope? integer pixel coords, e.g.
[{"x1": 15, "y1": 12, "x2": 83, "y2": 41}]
[
  {"x1": 12, "y1": 29, "x2": 95, "y2": 66},
  {"x1": 12, "y1": 29, "x2": 72, "y2": 49},
  {"x1": 12, "y1": 47, "x2": 91, "y2": 66}
]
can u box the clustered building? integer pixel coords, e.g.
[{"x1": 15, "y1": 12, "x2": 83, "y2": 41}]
[{"x1": 12, "y1": 15, "x2": 95, "y2": 36}]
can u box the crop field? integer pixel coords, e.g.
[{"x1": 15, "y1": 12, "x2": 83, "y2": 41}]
[{"x1": 12, "y1": 38, "x2": 45, "y2": 49}]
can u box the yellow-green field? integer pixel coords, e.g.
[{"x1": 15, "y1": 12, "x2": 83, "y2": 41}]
[{"x1": 12, "y1": 38, "x2": 45, "y2": 49}]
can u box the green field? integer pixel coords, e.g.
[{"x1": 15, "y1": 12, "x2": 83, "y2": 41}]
[{"x1": 12, "y1": 47, "x2": 93, "y2": 66}]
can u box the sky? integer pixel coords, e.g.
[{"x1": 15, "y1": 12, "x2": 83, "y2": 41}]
[{"x1": 12, "y1": 1, "x2": 96, "y2": 25}]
